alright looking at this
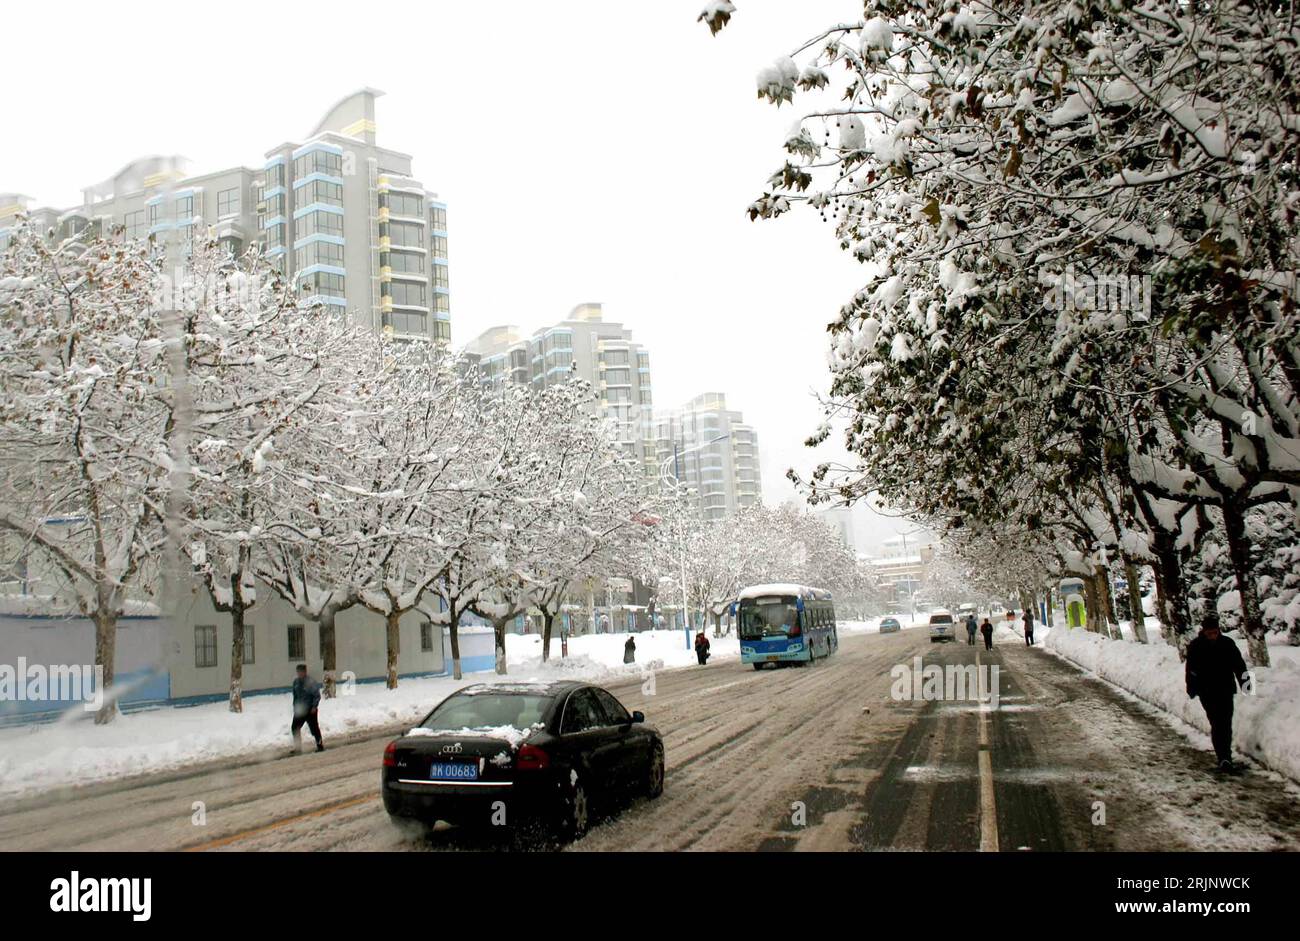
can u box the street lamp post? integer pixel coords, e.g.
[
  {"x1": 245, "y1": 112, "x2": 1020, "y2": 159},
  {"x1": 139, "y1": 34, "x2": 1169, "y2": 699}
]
[{"x1": 659, "y1": 433, "x2": 729, "y2": 650}]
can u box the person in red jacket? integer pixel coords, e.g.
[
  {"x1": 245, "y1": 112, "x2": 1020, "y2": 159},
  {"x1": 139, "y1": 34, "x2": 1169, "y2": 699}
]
[{"x1": 694, "y1": 630, "x2": 711, "y2": 665}]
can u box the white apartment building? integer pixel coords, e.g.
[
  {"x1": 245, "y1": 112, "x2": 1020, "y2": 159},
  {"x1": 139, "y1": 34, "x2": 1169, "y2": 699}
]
[
  {"x1": 462, "y1": 303, "x2": 658, "y2": 483},
  {"x1": 654, "y1": 393, "x2": 762, "y2": 521},
  {"x1": 0, "y1": 88, "x2": 451, "y2": 343}
]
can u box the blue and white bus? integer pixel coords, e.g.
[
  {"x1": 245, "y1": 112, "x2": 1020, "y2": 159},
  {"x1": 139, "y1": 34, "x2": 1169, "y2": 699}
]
[{"x1": 735, "y1": 584, "x2": 838, "y2": 670}]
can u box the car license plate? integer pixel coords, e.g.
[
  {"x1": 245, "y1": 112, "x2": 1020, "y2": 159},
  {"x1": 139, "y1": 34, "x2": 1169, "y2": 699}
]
[
  {"x1": 429, "y1": 761, "x2": 479, "y2": 781},
  {"x1": 767, "y1": 655, "x2": 779, "y2": 661}
]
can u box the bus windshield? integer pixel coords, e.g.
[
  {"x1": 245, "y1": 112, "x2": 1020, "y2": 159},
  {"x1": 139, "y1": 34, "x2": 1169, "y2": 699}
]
[{"x1": 739, "y1": 598, "x2": 798, "y2": 639}]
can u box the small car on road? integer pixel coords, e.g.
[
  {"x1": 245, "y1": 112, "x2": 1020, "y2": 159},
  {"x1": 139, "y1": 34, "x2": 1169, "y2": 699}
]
[
  {"x1": 382, "y1": 681, "x2": 663, "y2": 842},
  {"x1": 879, "y1": 617, "x2": 902, "y2": 634}
]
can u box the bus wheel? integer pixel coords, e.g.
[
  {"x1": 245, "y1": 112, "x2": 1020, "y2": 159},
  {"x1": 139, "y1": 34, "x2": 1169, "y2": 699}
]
[{"x1": 753, "y1": 663, "x2": 764, "y2": 672}]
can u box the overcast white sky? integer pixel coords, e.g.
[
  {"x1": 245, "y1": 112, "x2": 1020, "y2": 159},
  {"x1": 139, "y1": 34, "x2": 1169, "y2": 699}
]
[{"x1": 0, "y1": 0, "x2": 915, "y2": 552}]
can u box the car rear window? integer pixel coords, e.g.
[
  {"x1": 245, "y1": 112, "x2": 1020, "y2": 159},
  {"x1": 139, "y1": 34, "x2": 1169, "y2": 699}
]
[
  {"x1": 421, "y1": 693, "x2": 550, "y2": 732},
  {"x1": 930, "y1": 615, "x2": 953, "y2": 624}
]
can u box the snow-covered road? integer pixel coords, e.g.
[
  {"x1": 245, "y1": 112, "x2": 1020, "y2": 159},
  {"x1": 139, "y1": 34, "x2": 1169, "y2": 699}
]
[{"x1": 2, "y1": 625, "x2": 1298, "y2": 852}]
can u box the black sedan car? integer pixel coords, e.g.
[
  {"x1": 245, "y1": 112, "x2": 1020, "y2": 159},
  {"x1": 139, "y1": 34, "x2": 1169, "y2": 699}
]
[{"x1": 382, "y1": 681, "x2": 663, "y2": 840}]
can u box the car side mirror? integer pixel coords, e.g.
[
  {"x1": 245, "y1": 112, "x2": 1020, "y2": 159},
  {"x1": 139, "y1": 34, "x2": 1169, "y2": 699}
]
[{"x1": 631, "y1": 711, "x2": 645, "y2": 724}]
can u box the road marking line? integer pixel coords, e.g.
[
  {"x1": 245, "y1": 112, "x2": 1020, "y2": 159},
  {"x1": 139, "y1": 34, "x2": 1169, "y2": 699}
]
[
  {"x1": 975, "y1": 647, "x2": 999, "y2": 852},
  {"x1": 183, "y1": 793, "x2": 377, "y2": 852}
]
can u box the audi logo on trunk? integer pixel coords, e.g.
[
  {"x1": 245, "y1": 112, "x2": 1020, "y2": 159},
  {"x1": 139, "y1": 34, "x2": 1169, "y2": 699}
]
[{"x1": 440, "y1": 743, "x2": 463, "y2": 754}]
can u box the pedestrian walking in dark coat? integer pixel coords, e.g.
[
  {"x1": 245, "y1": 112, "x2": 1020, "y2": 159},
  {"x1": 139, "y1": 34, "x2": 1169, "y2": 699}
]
[
  {"x1": 1185, "y1": 613, "x2": 1249, "y2": 772},
  {"x1": 965, "y1": 614, "x2": 978, "y2": 645},
  {"x1": 1022, "y1": 608, "x2": 1035, "y2": 646},
  {"x1": 290, "y1": 664, "x2": 324, "y2": 753},
  {"x1": 694, "y1": 631, "x2": 711, "y2": 665},
  {"x1": 623, "y1": 635, "x2": 637, "y2": 664},
  {"x1": 979, "y1": 618, "x2": 994, "y2": 650}
]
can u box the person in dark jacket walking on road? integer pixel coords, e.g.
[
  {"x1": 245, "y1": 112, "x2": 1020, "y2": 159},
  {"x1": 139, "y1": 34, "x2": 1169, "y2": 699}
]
[
  {"x1": 694, "y1": 631, "x2": 711, "y2": 665},
  {"x1": 979, "y1": 618, "x2": 994, "y2": 650},
  {"x1": 965, "y1": 614, "x2": 978, "y2": 645},
  {"x1": 1185, "y1": 613, "x2": 1250, "y2": 772},
  {"x1": 623, "y1": 635, "x2": 637, "y2": 664},
  {"x1": 1022, "y1": 608, "x2": 1035, "y2": 646},
  {"x1": 290, "y1": 664, "x2": 324, "y2": 754}
]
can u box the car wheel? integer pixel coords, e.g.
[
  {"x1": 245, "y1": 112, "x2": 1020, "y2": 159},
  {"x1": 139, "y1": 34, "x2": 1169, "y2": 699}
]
[
  {"x1": 647, "y1": 743, "x2": 665, "y2": 799},
  {"x1": 753, "y1": 663, "x2": 765, "y2": 671}
]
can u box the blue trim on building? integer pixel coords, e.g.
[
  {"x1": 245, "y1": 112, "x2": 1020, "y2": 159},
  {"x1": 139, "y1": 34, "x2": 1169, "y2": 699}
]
[
  {"x1": 296, "y1": 263, "x2": 346, "y2": 278},
  {"x1": 292, "y1": 202, "x2": 344, "y2": 220},
  {"x1": 292, "y1": 141, "x2": 344, "y2": 159},
  {"x1": 293, "y1": 233, "x2": 345, "y2": 251},
  {"x1": 263, "y1": 185, "x2": 286, "y2": 199},
  {"x1": 293, "y1": 172, "x2": 345, "y2": 190}
]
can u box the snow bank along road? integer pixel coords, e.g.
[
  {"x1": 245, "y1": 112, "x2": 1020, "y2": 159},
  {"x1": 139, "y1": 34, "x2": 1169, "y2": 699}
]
[{"x1": 2, "y1": 627, "x2": 1299, "y2": 852}]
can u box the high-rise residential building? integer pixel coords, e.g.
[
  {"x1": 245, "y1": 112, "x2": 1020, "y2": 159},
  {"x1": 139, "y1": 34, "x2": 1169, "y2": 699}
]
[
  {"x1": 462, "y1": 303, "x2": 658, "y2": 482},
  {"x1": 654, "y1": 393, "x2": 762, "y2": 521},
  {"x1": 0, "y1": 89, "x2": 451, "y2": 343}
]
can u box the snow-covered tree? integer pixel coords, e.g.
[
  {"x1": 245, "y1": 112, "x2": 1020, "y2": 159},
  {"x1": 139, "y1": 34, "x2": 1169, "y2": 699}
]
[{"x1": 0, "y1": 223, "x2": 171, "y2": 723}]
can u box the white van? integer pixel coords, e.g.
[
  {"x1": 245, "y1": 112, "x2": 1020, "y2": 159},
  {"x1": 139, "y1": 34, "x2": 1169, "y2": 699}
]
[{"x1": 928, "y1": 609, "x2": 956, "y2": 643}]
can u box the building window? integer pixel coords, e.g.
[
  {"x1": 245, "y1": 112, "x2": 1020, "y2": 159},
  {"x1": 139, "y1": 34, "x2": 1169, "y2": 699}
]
[
  {"x1": 295, "y1": 240, "x2": 345, "y2": 270},
  {"x1": 217, "y1": 188, "x2": 240, "y2": 217},
  {"x1": 265, "y1": 163, "x2": 286, "y2": 188},
  {"x1": 389, "y1": 281, "x2": 426, "y2": 307},
  {"x1": 300, "y1": 271, "x2": 345, "y2": 297},
  {"x1": 432, "y1": 264, "x2": 448, "y2": 288},
  {"x1": 420, "y1": 621, "x2": 434, "y2": 652},
  {"x1": 293, "y1": 149, "x2": 342, "y2": 179},
  {"x1": 431, "y1": 235, "x2": 448, "y2": 258},
  {"x1": 287, "y1": 624, "x2": 305, "y2": 660},
  {"x1": 429, "y1": 205, "x2": 447, "y2": 230},
  {"x1": 383, "y1": 310, "x2": 427, "y2": 334},
  {"x1": 385, "y1": 192, "x2": 424, "y2": 217},
  {"x1": 297, "y1": 210, "x2": 344, "y2": 239},
  {"x1": 195, "y1": 625, "x2": 217, "y2": 668},
  {"x1": 242, "y1": 625, "x2": 256, "y2": 665},
  {"x1": 176, "y1": 195, "x2": 195, "y2": 220},
  {"x1": 265, "y1": 224, "x2": 285, "y2": 250},
  {"x1": 385, "y1": 250, "x2": 425, "y2": 274},
  {"x1": 296, "y1": 179, "x2": 343, "y2": 208},
  {"x1": 433, "y1": 293, "x2": 450, "y2": 313},
  {"x1": 123, "y1": 210, "x2": 146, "y2": 239},
  {"x1": 264, "y1": 193, "x2": 285, "y2": 218},
  {"x1": 387, "y1": 220, "x2": 423, "y2": 248},
  {"x1": 433, "y1": 320, "x2": 451, "y2": 342}
]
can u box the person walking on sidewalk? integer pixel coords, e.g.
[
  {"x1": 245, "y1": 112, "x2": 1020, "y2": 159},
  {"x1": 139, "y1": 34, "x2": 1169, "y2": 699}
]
[
  {"x1": 290, "y1": 664, "x2": 324, "y2": 754},
  {"x1": 979, "y1": 618, "x2": 994, "y2": 650},
  {"x1": 1022, "y1": 608, "x2": 1035, "y2": 646},
  {"x1": 965, "y1": 613, "x2": 978, "y2": 645},
  {"x1": 1185, "y1": 613, "x2": 1250, "y2": 773}
]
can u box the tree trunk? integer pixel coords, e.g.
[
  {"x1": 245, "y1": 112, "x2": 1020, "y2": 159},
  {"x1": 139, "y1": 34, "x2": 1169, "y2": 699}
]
[
  {"x1": 494, "y1": 618, "x2": 508, "y2": 675},
  {"x1": 320, "y1": 606, "x2": 338, "y2": 698},
  {"x1": 541, "y1": 611, "x2": 555, "y2": 663},
  {"x1": 92, "y1": 610, "x2": 118, "y2": 725},
  {"x1": 711, "y1": 609, "x2": 722, "y2": 636},
  {"x1": 1221, "y1": 501, "x2": 1271, "y2": 667},
  {"x1": 228, "y1": 587, "x2": 246, "y2": 713},
  {"x1": 1096, "y1": 570, "x2": 1120, "y2": 639},
  {"x1": 1123, "y1": 558, "x2": 1149, "y2": 643},
  {"x1": 1151, "y1": 531, "x2": 1192, "y2": 655},
  {"x1": 448, "y1": 605, "x2": 462, "y2": 680},
  {"x1": 385, "y1": 610, "x2": 401, "y2": 689},
  {"x1": 1083, "y1": 573, "x2": 1102, "y2": 634}
]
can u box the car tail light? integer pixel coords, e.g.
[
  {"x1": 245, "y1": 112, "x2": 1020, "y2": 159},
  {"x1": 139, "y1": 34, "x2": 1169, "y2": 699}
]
[
  {"x1": 516, "y1": 744, "x2": 550, "y2": 770},
  {"x1": 383, "y1": 740, "x2": 398, "y2": 768}
]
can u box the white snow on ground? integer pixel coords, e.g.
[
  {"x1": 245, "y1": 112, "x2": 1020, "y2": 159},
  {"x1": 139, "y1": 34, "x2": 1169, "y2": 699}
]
[
  {"x1": 1044, "y1": 623, "x2": 1300, "y2": 784},
  {"x1": 0, "y1": 621, "x2": 874, "y2": 799}
]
